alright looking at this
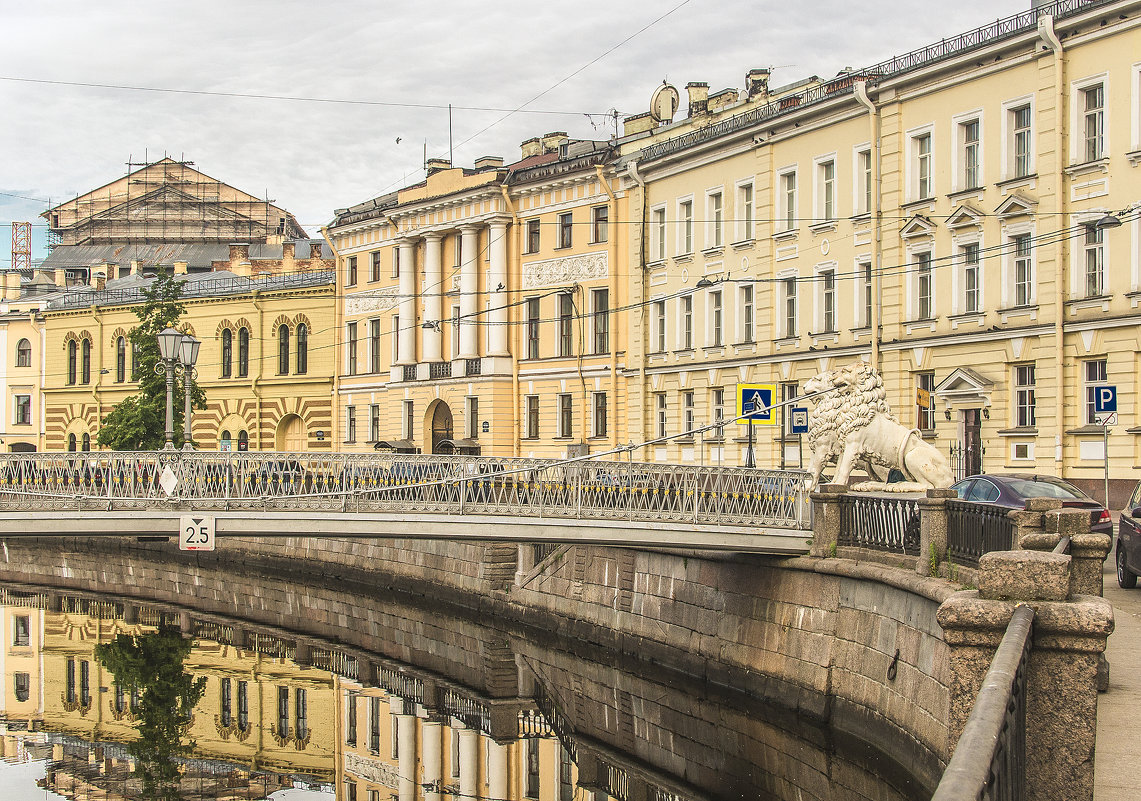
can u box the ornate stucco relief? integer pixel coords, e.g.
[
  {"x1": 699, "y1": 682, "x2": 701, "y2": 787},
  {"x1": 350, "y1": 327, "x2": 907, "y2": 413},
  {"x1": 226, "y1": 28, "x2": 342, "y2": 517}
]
[
  {"x1": 345, "y1": 752, "x2": 399, "y2": 789},
  {"x1": 345, "y1": 287, "x2": 399, "y2": 316},
  {"x1": 522, "y1": 252, "x2": 608, "y2": 290}
]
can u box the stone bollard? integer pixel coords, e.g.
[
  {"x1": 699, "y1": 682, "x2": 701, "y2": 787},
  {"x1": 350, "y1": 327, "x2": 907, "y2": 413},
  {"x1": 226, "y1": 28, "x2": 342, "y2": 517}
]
[
  {"x1": 917, "y1": 488, "x2": 956, "y2": 576},
  {"x1": 809, "y1": 483, "x2": 847, "y2": 557},
  {"x1": 1011, "y1": 497, "x2": 1063, "y2": 550},
  {"x1": 937, "y1": 549, "x2": 1113, "y2": 801}
]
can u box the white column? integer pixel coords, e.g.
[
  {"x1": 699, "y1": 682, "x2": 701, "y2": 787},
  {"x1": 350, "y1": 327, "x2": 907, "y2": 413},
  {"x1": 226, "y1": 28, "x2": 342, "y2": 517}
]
[
  {"x1": 397, "y1": 712, "x2": 416, "y2": 801},
  {"x1": 487, "y1": 739, "x2": 508, "y2": 801},
  {"x1": 458, "y1": 726, "x2": 480, "y2": 800},
  {"x1": 423, "y1": 233, "x2": 443, "y2": 363},
  {"x1": 422, "y1": 718, "x2": 444, "y2": 801},
  {"x1": 458, "y1": 225, "x2": 481, "y2": 359},
  {"x1": 488, "y1": 219, "x2": 509, "y2": 357},
  {"x1": 397, "y1": 239, "x2": 417, "y2": 366}
]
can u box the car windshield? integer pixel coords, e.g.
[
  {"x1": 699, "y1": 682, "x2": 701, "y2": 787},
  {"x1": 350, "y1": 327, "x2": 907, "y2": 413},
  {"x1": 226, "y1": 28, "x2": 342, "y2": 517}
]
[{"x1": 1005, "y1": 477, "x2": 1085, "y2": 501}]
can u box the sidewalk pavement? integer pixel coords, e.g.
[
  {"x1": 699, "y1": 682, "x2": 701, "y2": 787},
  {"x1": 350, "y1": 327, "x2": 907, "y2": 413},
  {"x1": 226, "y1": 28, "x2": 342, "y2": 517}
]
[{"x1": 1094, "y1": 548, "x2": 1140, "y2": 800}]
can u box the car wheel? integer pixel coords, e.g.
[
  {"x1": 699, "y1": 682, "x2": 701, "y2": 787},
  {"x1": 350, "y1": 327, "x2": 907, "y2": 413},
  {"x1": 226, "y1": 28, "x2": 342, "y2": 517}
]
[{"x1": 1117, "y1": 547, "x2": 1138, "y2": 589}]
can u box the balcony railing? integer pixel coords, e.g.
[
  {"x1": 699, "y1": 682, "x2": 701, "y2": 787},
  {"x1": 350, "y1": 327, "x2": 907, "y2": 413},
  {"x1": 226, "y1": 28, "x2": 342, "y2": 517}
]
[
  {"x1": 465, "y1": 358, "x2": 482, "y2": 376},
  {"x1": 47, "y1": 270, "x2": 336, "y2": 311},
  {"x1": 402, "y1": 364, "x2": 417, "y2": 382},
  {"x1": 428, "y1": 361, "x2": 452, "y2": 380}
]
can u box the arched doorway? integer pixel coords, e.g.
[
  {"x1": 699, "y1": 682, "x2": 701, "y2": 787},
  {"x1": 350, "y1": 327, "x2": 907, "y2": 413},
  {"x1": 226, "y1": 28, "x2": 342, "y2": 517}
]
[
  {"x1": 275, "y1": 414, "x2": 306, "y2": 451},
  {"x1": 428, "y1": 401, "x2": 453, "y2": 454}
]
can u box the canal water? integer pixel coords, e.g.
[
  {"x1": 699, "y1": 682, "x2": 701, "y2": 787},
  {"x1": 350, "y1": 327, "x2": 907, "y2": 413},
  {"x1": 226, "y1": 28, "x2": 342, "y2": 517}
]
[{"x1": 0, "y1": 541, "x2": 928, "y2": 801}]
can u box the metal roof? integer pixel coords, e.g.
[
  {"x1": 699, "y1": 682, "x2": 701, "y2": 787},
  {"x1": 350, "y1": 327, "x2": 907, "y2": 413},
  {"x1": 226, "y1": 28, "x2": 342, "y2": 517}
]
[{"x1": 40, "y1": 240, "x2": 332, "y2": 270}]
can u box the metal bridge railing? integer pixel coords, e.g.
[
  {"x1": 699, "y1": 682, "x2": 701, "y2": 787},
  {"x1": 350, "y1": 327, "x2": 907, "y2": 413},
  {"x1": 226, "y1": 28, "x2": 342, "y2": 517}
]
[
  {"x1": 946, "y1": 500, "x2": 1015, "y2": 567},
  {"x1": 931, "y1": 604, "x2": 1033, "y2": 801},
  {"x1": 837, "y1": 494, "x2": 920, "y2": 555},
  {"x1": 0, "y1": 451, "x2": 812, "y2": 530}
]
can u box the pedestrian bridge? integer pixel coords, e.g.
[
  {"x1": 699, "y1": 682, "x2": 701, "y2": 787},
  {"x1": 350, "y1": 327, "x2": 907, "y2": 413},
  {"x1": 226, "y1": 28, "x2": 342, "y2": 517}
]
[{"x1": 0, "y1": 452, "x2": 813, "y2": 554}]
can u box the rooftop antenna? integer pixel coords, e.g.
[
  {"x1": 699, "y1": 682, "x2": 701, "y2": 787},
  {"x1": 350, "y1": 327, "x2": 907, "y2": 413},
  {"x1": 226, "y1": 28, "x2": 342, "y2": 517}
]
[{"x1": 448, "y1": 104, "x2": 454, "y2": 165}]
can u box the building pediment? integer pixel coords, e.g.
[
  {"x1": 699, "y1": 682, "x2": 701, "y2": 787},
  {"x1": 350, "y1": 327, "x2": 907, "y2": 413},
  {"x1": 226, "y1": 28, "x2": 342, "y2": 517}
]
[
  {"x1": 899, "y1": 214, "x2": 937, "y2": 240},
  {"x1": 934, "y1": 366, "x2": 994, "y2": 406},
  {"x1": 946, "y1": 204, "x2": 985, "y2": 230},
  {"x1": 994, "y1": 192, "x2": 1037, "y2": 220}
]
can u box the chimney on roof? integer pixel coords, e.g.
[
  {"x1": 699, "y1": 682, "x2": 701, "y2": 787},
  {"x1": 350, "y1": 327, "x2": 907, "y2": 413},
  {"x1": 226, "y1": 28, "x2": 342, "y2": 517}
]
[
  {"x1": 54, "y1": 269, "x2": 67, "y2": 288},
  {"x1": 283, "y1": 241, "x2": 296, "y2": 269},
  {"x1": 520, "y1": 137, "x2": 541, "y2": 158},
  {"x1": 173, "y1": 261, "x2": 188, "y2": 275},
  {"x1": 623, "y1": 112, "x2": 655, "y2": 137},
  {"x1": 686, "y1": 82, "x2": 709, "y2": 116},
  {"x1": 540, "y1": 132, "x2": 569, "y2": 154},
  {"x1": 474, "y1": 155, "x2": 504, "y2": 170},
  {"x1": 708, "y1": 88, "x2": 738, "y2": 113},
  {"x1": 746, "y1": 68, "x2": 771, "y2": 99},
  {"x1": 131, "y1": 260, "x2": 143, "y2": 276},
  {"x1": 2, "y1": 271, "x2": 21, "y2": 301},
  {"x1": 229, "y1": 243, "x2": 250, "y2": 270},
  {"x1": 426, "y1": 158, "x2": 451, "y2": 175},
  {"x1": 309, "y1": 242, "x2": 324, "y2": 260},
  {"x1": 92, "y1": 271, "x2": 107, "y2": 291}
]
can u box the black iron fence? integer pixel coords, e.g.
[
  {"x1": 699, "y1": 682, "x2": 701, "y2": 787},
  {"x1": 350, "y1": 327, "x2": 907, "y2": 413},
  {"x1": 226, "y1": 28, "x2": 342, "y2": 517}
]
[
  {"x1": 931, "y1": 604, "x2": 1033, "y2": 801},
  {"x1": 837, "y1": 495, "x2": 920, "y2": 555},
  {"x1": 946, "y1": 500, "x2": 1015, "y2": 567}
]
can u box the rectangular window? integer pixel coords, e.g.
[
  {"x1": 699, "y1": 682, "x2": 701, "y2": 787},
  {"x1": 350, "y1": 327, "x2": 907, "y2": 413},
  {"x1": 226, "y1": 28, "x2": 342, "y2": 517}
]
[
  {"x1": 739, "y1": 183, "x2": 754, "y2": 241},
  {"x1": 1084, "y1": 358, "x2": 1108, "y2": 424},
  {"x1": 277, "y1": 686, "x2": 289, "y2": 737},
  {"x1": 654, "y1": 300, "x2": 667, "y2": 352},
  {"x1": 345, "y1": 406, "x2": 357, "y2": 443},
  {"x1": 917, "y1": 252, "x2": 933, "y2": 319},
  {"x1": 525, "y1": 395, "x2": 539, "y2": 439},
  {"x1": 917, "y1": 372, "x2": 936, "y2": 432},
  {"x1": 916, "y1": 133, "x2": 932, "y2": 199},
  {"x1": 370, "y1": 404, "x2": 380, "y2": 442},
  {"x1": 558, "y1": 394, "x2": 572, "y2": 438},
  {"x1": 80, "y1": 661, "x2": 90, "y2": 706},
  {"x1": 237, "y1": 682, "x2": 248, "y2": 729},
  {"x1": 591, "y1": 288, "x2": 609, "y2": 353},
  {"x1": 347, "y1": 321, "x2": 358, "y2": 375},
  {"x1": 13, "y1": 672, "x2": 29, "y2": 703},
  {"x1": 558, "y1": 293, "x2": 573, "y2": 357},
  {"x1": 66, "y1": 659, "x2": 75, "y2": 704},
  {"x1": 1014, "y1": 235, "x2": 1033, "y2": 306},
  {"x1": 679, "y1": 200, "x2": 693, "y2": 254},
  {"x1": 962, "y1": 243, "x2": 980, "y2": 313},
  {"x1": 1083, "y1": 84, "x2": 1104, "y2": 162},
  {"x1": 296, "y1": 688, "x2": 308, "y2": 741},
  {"x1": 391, "y1": 315, "x2": 400, "y2": 364},
  {"x1": 370, "y1": 251, "x2": 381, "y2": 282},
  {"x1": 962, "y1": 119, "x2": 980, "y2": 189},
  {"x1": 712, "y1": 387, "x2": 725, "y2": 438},
  {"x1": 526, "y1": 219, "x2": 541, "y2": 253},
  {"x1": 655, "y1": 393, "x2": 668, "y2": 438},
  {"x1": 345, "y1": 693, "x2": 357, "y2": 746},
  {"x1": 819, "y1": 160, "x2": 835, "y2": 221},
  {"x1": 1084, "y1": 225, "x2": 1104, "y2": 297},
  {"x1": 1012, "y1": 104, "x2": 1032, "y2": 178},
  {"x1": 347, "y1": 256, "x2": 358, "y2": 286},
  {"x1": 525, "y1": 738, "x2": 541, "y2": 800},
  {"x1": 683, "y1": 391, "x2": 695, "y2": 435},
  {"x1": 652, "y1": 207, "x2": 667, "y2": 261},
  {"x1": 558, "y1": 212, "x2": 573, "y2": 249},
  {"x1": 13, "y1": 615, "x2": 29, "y2": 646},
  {"x1": 392, "y1": 247, "x2": 400, "y2": 279},
  {"x1": 708, "y1": 191, "x2": 723, "y2": 247},
  {"x1": 783, "y1": 277, "x2": 797, "y2": 337},
  {"x1": 741, "y1": 285, "x2": 754, "y2": 343},
  {"x1": 710, "y1": 290, "x2": 723, "y2": 346},
  {"x1": 14, "y1": 395, "x2": 30, "y2": 425},
  {"x1": 821, "y1": 269, "x2": 836, "y2": 332},
  {"x1": 592, "y1": 205, "x2": 608, "y2": 243},
  {"x1": 369, "y1": 697, "x2": 381, "y2": 754},
  {"x1": 781, "y1": 171, "x2": 797, "y2": 230},
  {"x1": 526, "y1": 297, "x2": 540, "y2": 360},
  {"x1": 861, "y1": 261, "x2": 873, "y2": 327},
  {"x1": 592, "y1": 392, "x2": 607, "y2": 438},
  {"x1": 1014, "y1": 364, "x2": 1036, "y2": 428},
  {"x1": 451, "y1": 306, "x2": 461, "y2": 357},
  {"x1": 403, "y1": 400, "x2": 414, "y2": 440},
  {"x1": 858, "y1": 149, "x2": 872, "y2": 215},
  {"x1": 466, "y1": 396, "x2": 479, "y2": 440},
  {"x1": 369, "y1": 318, "x2": 381, "y2": 373},
  {"x1": 391, "y1": 712, "x2": 400, "y2": 760},
  {"x1": 681, "y1": 294, "x2": 693, "y2": 349}
]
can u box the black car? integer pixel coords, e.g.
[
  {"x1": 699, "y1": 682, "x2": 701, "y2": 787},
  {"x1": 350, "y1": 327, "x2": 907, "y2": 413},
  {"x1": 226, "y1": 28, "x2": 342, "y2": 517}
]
[
  {"x1": 950, "y1": 473, "x2": 1112, "y2": 535},
  {"x1": 1116, "y1": 480, "x2": 1141, "y2": 588}
]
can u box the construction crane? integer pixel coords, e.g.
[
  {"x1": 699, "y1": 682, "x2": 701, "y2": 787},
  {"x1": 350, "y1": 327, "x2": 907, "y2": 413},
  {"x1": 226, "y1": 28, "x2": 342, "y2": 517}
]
[{"x1": 10, "y1": 222, "x2": 31, "y2": 272}]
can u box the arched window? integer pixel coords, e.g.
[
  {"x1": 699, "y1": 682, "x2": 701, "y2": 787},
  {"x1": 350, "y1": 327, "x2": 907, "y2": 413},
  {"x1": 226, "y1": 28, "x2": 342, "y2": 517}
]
[
  {"x1": 67, "y1": 341, "x2": 77, "y2": 385},
  {"x1": 277, "y1": 324, "x2": 289, "y2": 374},
  {"x1": 67, "y1": 433, "x2": 77, "y2": 452},
  {"x1": 220, "y1": 430, "x2": 232, "y2": 452},
  {"x1": 296, "y1": 324, "x2": 308, "y2": 374},
  {"x1": 115, "y1": 337, "x2": 126, "y2": 382},
  {"x1": 15, "y1": 339, "x2": 31, "y2": 368},
  {"x1": 237, "y1": 430, "x2": 249, "y2": 452},
  {"x1": 221, "y1": 329, "x2": 233, "y2": 378},
  {"x1": 237, "y1": 328, "x2": 249, "y2": 377},
  {"x1": 81, "y1": 339, "x2": 91, "y2": 384},
  {"x1": 81, "y1": 433, "x2": 91, "y2": 452}
]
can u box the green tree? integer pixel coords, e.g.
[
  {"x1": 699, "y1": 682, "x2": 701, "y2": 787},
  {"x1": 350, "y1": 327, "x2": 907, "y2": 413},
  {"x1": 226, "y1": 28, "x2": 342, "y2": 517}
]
[
  {"x1": 95, "y1": 625, "x2": 206, "y2": 801},
  {"x1": 96, "y1": 269, "x2": 206, "y2": 450}
]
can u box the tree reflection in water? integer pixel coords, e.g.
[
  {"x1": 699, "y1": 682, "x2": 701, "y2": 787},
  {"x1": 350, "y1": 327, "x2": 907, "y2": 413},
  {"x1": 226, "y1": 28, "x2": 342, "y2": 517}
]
[{"x1": 94, "y1": 625, "x2": 206, "y2": 801}]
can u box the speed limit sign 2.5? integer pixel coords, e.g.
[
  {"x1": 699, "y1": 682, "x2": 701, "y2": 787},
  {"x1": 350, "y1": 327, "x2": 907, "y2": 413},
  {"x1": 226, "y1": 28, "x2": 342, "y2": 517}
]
[{"x1": 179, "y1": 516, "x2": 216, "y2": 551}]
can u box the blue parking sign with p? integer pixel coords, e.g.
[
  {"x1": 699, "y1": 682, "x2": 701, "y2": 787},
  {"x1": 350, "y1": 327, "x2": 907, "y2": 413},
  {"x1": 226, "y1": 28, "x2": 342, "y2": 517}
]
[
  {"x1": 737, "y1": 383, "x2": 778, "y2": 426},
  {"x1": 1094, "y1": 385, "x2": 1117, "y2": 413}
]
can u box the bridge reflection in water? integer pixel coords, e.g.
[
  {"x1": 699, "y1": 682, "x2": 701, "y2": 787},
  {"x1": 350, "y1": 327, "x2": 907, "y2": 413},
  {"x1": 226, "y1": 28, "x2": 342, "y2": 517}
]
[{"x1": 0, "y1": 547, "x2": 927, "y2": 801}]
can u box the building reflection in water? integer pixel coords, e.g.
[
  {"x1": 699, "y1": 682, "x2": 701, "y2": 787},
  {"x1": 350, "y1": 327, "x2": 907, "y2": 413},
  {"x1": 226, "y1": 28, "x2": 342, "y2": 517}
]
[{"x1": 0, "y1": 582, "x2": 923, "y2": 801}]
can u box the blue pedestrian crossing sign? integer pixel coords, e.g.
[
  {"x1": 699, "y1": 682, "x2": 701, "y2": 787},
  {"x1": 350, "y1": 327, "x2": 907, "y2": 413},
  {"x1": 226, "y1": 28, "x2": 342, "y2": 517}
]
[
  {"x1": 736, "y1": 383, "x2": 778, "y2": 426},
  {"x1": 1094, "y1": 385, "x2": 1117, "y2": 413}
]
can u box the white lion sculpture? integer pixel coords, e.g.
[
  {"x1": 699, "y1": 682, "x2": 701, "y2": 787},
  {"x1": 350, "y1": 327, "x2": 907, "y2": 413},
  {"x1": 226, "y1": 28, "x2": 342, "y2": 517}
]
[{"x1": 802, "y1": 361, "x2": 954, "y2": 492}]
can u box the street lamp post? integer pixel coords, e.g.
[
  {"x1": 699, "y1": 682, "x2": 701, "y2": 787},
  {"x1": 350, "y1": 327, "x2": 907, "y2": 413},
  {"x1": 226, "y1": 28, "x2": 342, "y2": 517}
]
[
  {"x1": 179, "y1": 334, "x2": 200, "y2": 450},
  {"x1": 156, "y1": 327, "x2": 183, "y2": 450}
]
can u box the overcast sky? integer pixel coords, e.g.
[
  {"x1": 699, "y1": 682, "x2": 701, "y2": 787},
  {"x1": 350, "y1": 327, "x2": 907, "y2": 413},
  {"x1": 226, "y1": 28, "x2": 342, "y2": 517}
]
[{"x1": 1, "y1": 0, "x2": 1030, "y2": 261}]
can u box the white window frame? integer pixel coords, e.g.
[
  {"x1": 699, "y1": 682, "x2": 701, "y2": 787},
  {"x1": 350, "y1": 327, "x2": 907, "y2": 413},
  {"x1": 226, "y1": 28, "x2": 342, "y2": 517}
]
[
  {"x1": 776, "y1": 167, "x2": 798, "y2": 233},
  {"x1": 951, "y1": 110, "x2": 984, "y2": 192},
  {"x1": 814, "y1": 262, "x2": 838, "y2": 333},
  {"x1": 679, "y1": 293, "x2": 693, "y2": 350},
  {"x1": 813, "y1": 154, "x2": 838, "y2": 224},
  {"x1": 682, "y1": 390, "x2": 695, "y2": 436},
  {"x1": 852, "y1": 144, "x2": 872, "y2": 216},
  {"x1": 735, "y1": 179, "x2": 754, "y2": 242},
  {"x1": 1131, "y1": 62, "x2": 1141, "y2": 154},
  {"x1": 711, "y1": 387, "x2": 725, "y2": 438},
  {"x1": 740, "y1": 284, "x2": 754, "y2": 343},
  {"x1": 907, "y1": 125, "x2": 935, "y2": 202},
  {"x1": 1001, "y1": 95, "x2": 1035, "y2": 180},
  {"x1": 650, "y1": 205, "x2": 667, "y2": 262},
  {"x1": 903, "y1": 241, "x2": 935, "y2": 321},
  {"x1": 705, "y1": 188, "x2": 724, "y2": 249},
  {"x1": 777, "y1": 270, "x2": 798, "y2": 338},
  {"x1": 677, "y1": 196, "x2": 694, "y2": 255},
  {"x1": 1082, "y1": 358, "x2": 1108, "y2": 425},
  {"x1": 950, "y1": 234, "x2": 983, "y2": 316},
  {"x1": 390, "y1": 314, "x2": 400, "y2": 364},
  {"x1": 655, "y1": 393, "x2": 668, "y2": 438},
  {"x1": 1071, "y1": 74, "x2": 1109, "y2": 164},
  {"x1": 853, "y1": 258, "x2": 873, "y2": 328},
  {"x1": 1001, "y1": 221, "x2": 1035, "y2": 307},
  {"x1": 707, "y1": 290, "x2": 723, "y2": 347},
  {"x1": 652, "y1": 298, "x2": 667, "y2": 353},
  {"x1": 916, "y1": 251, "x2": 934, "y2": 320},
  {"x1": 1081, "y1": 223, "x2": 1106, "y2": 297},
  {"x1": 345, "y1": 405, "x2": 357, "y2": 443},
  {"x1": 1013, "y1": 363, "x2": 1036, "y2": 428}
]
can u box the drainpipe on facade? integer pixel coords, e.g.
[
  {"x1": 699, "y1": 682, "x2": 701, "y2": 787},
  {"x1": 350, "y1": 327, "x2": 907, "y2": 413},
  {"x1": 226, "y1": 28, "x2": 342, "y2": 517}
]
[
  {"x1": 595, "y1": 165, "x2": 620, "y2": 447},
  {"x1": 251, "y1": 291, "x2": 263, "y2": 450},
  {"x1": 1039, "y1": 14, "x2": 1066, "y2": 466},
  {"x1": 500, "y1": 184, "x2": 523, "y2": 456},
  {"x1": 625, "y1": 159, "x2": 648, "y2": 449},
  {"x1": 322, "y1": 228, "x2": 343, "y2": 454},
  {"x1": 854, "y1": 79, "x2": 882, "y2": 370}
]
